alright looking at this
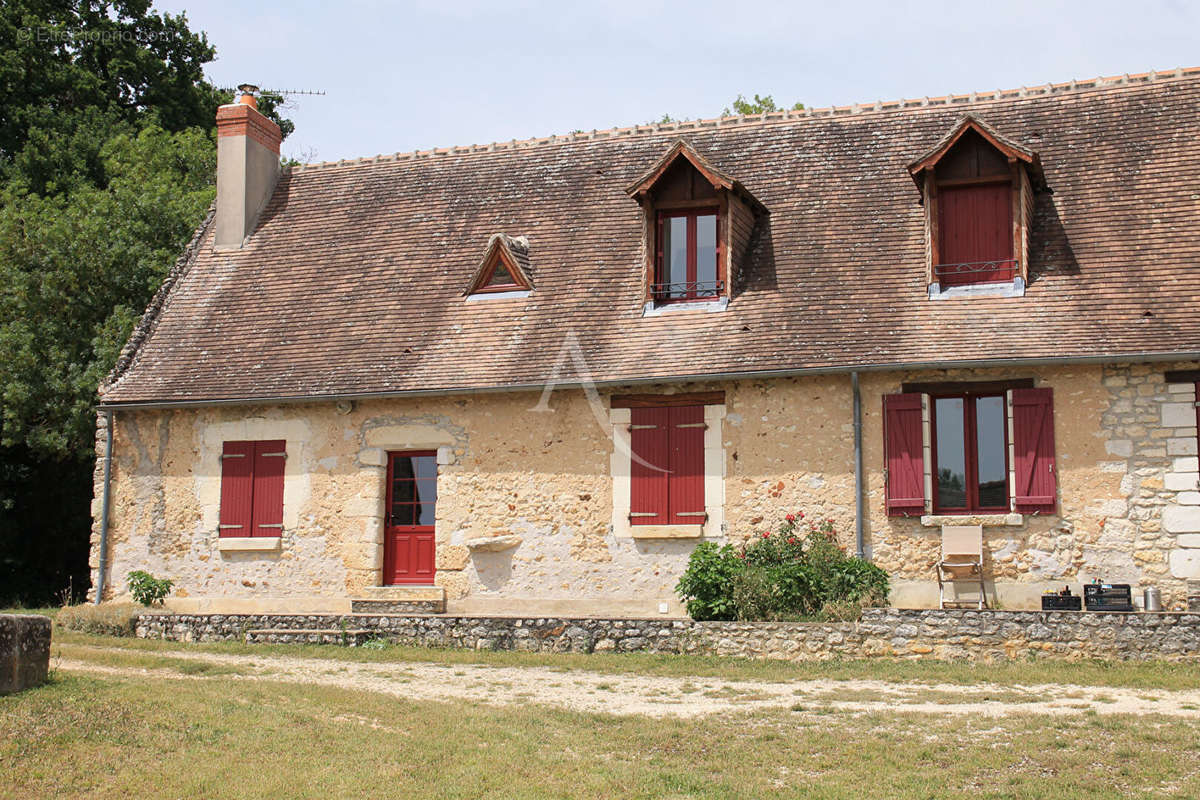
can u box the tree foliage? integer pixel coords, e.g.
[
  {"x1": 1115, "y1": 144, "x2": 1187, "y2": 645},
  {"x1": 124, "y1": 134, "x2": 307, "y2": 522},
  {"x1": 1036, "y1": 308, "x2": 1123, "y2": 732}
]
[
  {"x1": 0, "y1": 1, "x2": 289, "y2": 604},
  {"x1": 723, "y1": 93, "x2": 805, "y2": 116}
]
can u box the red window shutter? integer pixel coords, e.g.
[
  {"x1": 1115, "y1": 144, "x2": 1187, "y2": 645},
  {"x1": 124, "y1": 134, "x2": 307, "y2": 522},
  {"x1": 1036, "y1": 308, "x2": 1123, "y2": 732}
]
[
  {"x1": 938, "y1": 183, "x2": 1013, "y2": 286},
  {"x1": 1012, "y1": 388, "x2": 1057, "y2": 513},
  {"x1": 251, "y1": 440, "x2": 286, "y2": 536},
  {"x1": 218, "y1": 441, "x2": 254, "y2": 537},
  {"x1": 668, "y1": 406, "x2": 705, "y2": 524},
  {"x1": 630, "y1": 407, "x2": 669, "y2": 525},
  {"x1": 884, "y1": 393, "x2": 926, "y2": 516}
]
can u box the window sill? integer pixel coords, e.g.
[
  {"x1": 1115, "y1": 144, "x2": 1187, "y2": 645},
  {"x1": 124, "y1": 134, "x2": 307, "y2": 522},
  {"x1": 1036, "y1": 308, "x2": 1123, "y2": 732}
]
[
  {"x1": 218, "y1": 536, "x2": 282, "y2": 552},
  {"x1": 629, "y1": 525, "x2": 704, "y2": 539},
  {"x1": 928, "y1": 277, "x2": 1025, "y2": 300},
  {"x1": 920, "y1": 514, "x2": 1024, "y2": 528},
  {"x1": 466, "y1": 289, "x2": 531, "y2": 302},
  {"x1": 642, "y1": 297, "x2": 728, "y2": 317}
]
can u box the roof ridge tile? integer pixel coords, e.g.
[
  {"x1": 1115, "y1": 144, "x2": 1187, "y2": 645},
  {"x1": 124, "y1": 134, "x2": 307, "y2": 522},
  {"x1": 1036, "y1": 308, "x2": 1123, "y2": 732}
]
[{"x1": 285, "y1": 68, "x2": 1200, "y2": 175}]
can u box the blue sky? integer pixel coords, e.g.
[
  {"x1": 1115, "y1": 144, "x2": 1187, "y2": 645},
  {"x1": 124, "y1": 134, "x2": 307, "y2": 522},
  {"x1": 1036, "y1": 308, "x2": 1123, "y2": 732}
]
[{"x1": 156, "y1": 0, "x2": 1200, "y2": 164}]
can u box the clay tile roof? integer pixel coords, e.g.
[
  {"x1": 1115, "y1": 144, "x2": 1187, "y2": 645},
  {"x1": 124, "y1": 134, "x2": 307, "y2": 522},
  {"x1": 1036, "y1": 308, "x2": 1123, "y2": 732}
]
[{"x1": 101, "y1": 69, "x2": 1200, "y2": 405}]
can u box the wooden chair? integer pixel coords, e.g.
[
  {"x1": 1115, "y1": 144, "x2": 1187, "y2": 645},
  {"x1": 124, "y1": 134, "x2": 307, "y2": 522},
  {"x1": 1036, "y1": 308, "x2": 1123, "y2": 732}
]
[{"x1": 937, "y1": 525, "x2": 987, "y2": 609}]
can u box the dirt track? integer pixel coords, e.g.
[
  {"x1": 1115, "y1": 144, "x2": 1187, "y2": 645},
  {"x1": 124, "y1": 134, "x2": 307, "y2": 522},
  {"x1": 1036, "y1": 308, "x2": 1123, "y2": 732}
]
[{"x1": 58, "y1": 645, "x2": 1200, "y2": 719}]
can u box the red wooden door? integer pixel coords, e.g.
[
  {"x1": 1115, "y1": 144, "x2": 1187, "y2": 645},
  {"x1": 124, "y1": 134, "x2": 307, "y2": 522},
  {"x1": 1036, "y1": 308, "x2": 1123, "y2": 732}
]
[
  {"x1": 938, "y1": 182, "x2": 1012, "y2": 285},
  {"x1": 384, "y1": 451, "x2": 437, "y2": 585}
]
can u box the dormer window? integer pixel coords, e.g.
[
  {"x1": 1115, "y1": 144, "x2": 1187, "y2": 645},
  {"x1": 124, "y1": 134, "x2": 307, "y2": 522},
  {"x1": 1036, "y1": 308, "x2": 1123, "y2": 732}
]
[
  {"x1": 656, "y1": 209, "x2": 720, "y2": 301},
  {"x1": 627, "y1": 139, "x2": 764, "y2": 313},
  {"x1": 908, "y1": 116, "x2": 1041, "y2": 300},
  {"x1": 464, "y1": 234, "x2": 533, "y2": 300}
]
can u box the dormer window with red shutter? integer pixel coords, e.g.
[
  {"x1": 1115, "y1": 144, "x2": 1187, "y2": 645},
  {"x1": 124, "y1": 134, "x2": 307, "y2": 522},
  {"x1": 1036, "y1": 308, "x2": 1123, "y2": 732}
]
[
  {"x1": 627, "y1": 139, "x2": 765, "y2": 315},
  {"x1": 908, "y1": 116, "x2": 1041, "y2": 300},
  {"x1": 884, "y1": 383, "x2": 1057, "y2": 518}
]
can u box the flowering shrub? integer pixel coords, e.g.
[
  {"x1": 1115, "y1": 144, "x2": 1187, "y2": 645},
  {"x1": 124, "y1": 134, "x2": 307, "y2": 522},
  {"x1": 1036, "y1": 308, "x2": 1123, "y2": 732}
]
[{"x1": 675, "y1": 513, "x2": 889, "y2": 621}]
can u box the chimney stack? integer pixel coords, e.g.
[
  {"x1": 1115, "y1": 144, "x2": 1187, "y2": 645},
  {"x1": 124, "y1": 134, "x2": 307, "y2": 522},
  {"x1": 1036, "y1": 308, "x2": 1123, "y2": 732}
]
[{"x1": 214, "y1": 84, "x2": 282, "y2": 248}]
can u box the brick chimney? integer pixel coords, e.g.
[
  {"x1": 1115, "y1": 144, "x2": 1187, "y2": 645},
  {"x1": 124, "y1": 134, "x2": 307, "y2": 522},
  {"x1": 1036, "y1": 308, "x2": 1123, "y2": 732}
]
[{"x1": 214, "y1": 85, "x2": 282, "y2": 248}]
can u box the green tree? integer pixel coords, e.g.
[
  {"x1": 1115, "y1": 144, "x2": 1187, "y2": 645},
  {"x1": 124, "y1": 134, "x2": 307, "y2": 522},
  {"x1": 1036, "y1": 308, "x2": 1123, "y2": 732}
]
[
  {"x1": 723, "y1": 93, "x2": 805, "y2": 116},
  {"x1": 0, "y1": 1, "x2": 290, "y2": 604}
]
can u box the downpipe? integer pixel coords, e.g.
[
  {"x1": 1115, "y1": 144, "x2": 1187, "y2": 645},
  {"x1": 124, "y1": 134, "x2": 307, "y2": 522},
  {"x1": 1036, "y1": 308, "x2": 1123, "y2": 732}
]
[
  {"x1": 94, "y1": 409, "x2": 114, "y2": 604},
  {"x1": 852, "y1": 372, "x2": 866, "y2": 559}
]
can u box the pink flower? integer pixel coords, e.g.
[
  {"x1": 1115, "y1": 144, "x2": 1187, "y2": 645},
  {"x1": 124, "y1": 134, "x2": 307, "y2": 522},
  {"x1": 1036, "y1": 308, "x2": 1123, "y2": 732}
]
[
  {"x1": 798, "y1": 512, "x2": 805, "y2": 519},
  {"x1": 762, "y1": 531, "x2": 770, "y2": 538},
  {"x1": 785, "y1": 513, "x2": 796, "y2": 523}
]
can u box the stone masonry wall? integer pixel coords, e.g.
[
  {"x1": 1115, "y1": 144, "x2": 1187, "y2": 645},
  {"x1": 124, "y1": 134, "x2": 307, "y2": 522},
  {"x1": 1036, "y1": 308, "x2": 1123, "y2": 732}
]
[
  {"x1": 1097, "y1": 364, "x2": 1200, "y2": 603},
  {"x1": 136, "y1": 608, "x2": 1200, "y2": 662},
  {"x1": 94, "y1": 361, "x2": 1200, "y2": 615}
]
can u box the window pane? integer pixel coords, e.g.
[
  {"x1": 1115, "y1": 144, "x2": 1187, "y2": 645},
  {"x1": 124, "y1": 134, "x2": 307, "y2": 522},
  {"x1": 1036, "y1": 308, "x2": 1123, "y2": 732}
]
[
  {"x1": 390, "y1": 454, "x2": 437, "y2": 527},
  {"x1": 390, "y1": 503, "x2": 417, "y2": 526},
  {"x1": 696, "y1": 214, "x2": 717, "y2": 291},
  {"x1": 391, "y1": 456, "x2": 415, "y2": 481},
  {"x1": 413, "y1": 456, "x2": 437, "y2": 480},
  {"x1": 392, "y1": 479, "x2": 415, "y2": 504},
  {"x1": 485, "y1": 261, "x2": 516, "y2": 287},
  {"x1": 661, "y1": 216, "x2": 688, "y2": 297},
  {"x1": 976, "y1": 396, "x2": 1007, "y2": 508},
  {"x1": 935, "y1": 398, "x2": 967, "y2": 509}
]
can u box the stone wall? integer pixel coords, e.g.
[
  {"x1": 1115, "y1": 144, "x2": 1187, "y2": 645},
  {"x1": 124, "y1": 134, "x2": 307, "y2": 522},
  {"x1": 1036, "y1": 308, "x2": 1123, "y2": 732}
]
[
  {"x1": 1097, "y1": 364, "x2": 1200, "y2": 605},
  {"x1": 0, "y1": 615, "x2": 52, "y2": 695},
  {"x1": 136, "y1": 608, "x2": 1200, "y2": 662},
  {"x1": 93, "y1": 361, "x2": 1200, "y2": 615}
]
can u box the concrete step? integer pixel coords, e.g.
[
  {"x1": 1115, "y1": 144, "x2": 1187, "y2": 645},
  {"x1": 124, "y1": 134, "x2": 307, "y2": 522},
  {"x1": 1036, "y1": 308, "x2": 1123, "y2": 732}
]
[{"x1": 244, "y1": 628, "x2": 374, "y2": 645}]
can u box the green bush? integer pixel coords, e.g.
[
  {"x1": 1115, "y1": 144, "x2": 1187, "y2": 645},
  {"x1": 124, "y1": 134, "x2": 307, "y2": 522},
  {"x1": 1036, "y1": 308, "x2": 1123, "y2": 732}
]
[
  {"x1": 676, "y1": 513, "x2": 889, "y2": 622},
  {"x1": 126, "y1": 571, "x2": 173, "y2": 606},
  {"x1": 56, "y1": 603, "x2": 142, "y2": 636},
  {"x1": 673, "y1": 542, "x2": 743, "y2": 620}
]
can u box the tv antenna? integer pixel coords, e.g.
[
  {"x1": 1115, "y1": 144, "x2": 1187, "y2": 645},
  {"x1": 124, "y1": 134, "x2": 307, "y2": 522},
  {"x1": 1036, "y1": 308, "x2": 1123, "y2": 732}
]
[
  {"x1": 260, "y1": 88, "x2": 327, "y2": 97},
  {"x1": 221, "y1": 84, "x2": 327, "y2": 98}
]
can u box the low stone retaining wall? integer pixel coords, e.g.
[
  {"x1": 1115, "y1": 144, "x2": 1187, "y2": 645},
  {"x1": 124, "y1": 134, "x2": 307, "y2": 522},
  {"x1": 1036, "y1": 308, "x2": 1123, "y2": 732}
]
[
  {"x1": 135, "y1": 608, "x2": 1200, "y2": 662},
  {"x1": 1, "y1": 614, "x2": 52, "y2": 694}
]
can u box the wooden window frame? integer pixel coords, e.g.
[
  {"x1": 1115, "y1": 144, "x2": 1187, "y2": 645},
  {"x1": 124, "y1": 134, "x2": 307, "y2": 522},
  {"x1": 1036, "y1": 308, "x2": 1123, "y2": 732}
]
[
  {"x1": 653, "y1": 207, "x2": 722, "y2": 303},
  {"x1": 929, "y1": 392, "x2": 1011, "y2": 515},
  {"x1": 471, "y1": 254, "x2": 527, "y2": 295}
]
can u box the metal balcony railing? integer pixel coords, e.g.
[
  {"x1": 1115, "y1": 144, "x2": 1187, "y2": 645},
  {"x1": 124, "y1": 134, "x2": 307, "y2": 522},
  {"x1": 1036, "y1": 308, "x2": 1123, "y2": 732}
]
[
  {"x1": 933, "y1": 259, "x2": 1018, "y2": 283},
  {"x1": 651, "y1": 279, "x2": 724, "y2": 300}
]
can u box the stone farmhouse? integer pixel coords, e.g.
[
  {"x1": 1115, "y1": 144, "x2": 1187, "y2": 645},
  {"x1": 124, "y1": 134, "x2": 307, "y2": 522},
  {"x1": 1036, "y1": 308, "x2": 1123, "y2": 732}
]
[{"x1": 91, "y1": 70, "x2": 1200, "y2": 616}]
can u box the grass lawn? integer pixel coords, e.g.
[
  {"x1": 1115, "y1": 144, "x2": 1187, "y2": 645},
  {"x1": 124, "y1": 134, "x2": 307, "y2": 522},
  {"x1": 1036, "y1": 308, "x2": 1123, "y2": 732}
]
[
  {"x1": 1, "y1": 621, "x2": 1199, "y2": 797},
  {"x1": 4, "y1": 663, "x2": 1200, "y2": 799}
]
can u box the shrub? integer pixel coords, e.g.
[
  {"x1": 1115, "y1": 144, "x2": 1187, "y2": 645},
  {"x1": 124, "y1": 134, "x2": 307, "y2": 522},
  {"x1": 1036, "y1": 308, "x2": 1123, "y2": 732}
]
[
  {"x1": 56, "y1": 603, "x2": 142, "y2": 637},
  {"x1": 676, "y1": 513, "x2": 890, "y2": 622},
  {"x1": 674, "y1": 542, "x2": 742, "y2": 620},
  {"x1": 126, "y1": 571, "x2": 173, "y2": 606}
]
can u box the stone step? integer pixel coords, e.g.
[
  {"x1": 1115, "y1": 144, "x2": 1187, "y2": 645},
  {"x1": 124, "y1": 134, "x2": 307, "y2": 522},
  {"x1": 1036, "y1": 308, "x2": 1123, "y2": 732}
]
[
  {"x1": 351, "y1": 585, "x2": 445, "y2": 614},
  {"x1": 350, "y1": 599, "x2": 444, "y2": 614},
  {"x1": 244, "y1": 628, "x2": 375, "y2": 645}
]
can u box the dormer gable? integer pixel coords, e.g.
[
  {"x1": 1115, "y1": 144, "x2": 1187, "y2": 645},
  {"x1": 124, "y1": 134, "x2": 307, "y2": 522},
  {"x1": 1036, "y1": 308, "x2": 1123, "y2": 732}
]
[
  {"x1": 908, "y1": 116, "x2": 1040, "y2": 299},
  {"x1": 627, "y1": 139, "x2": 765, "y2": 310},
  {"x1": 464, "y1": 234, "x2": 533, "y2": 299}
]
